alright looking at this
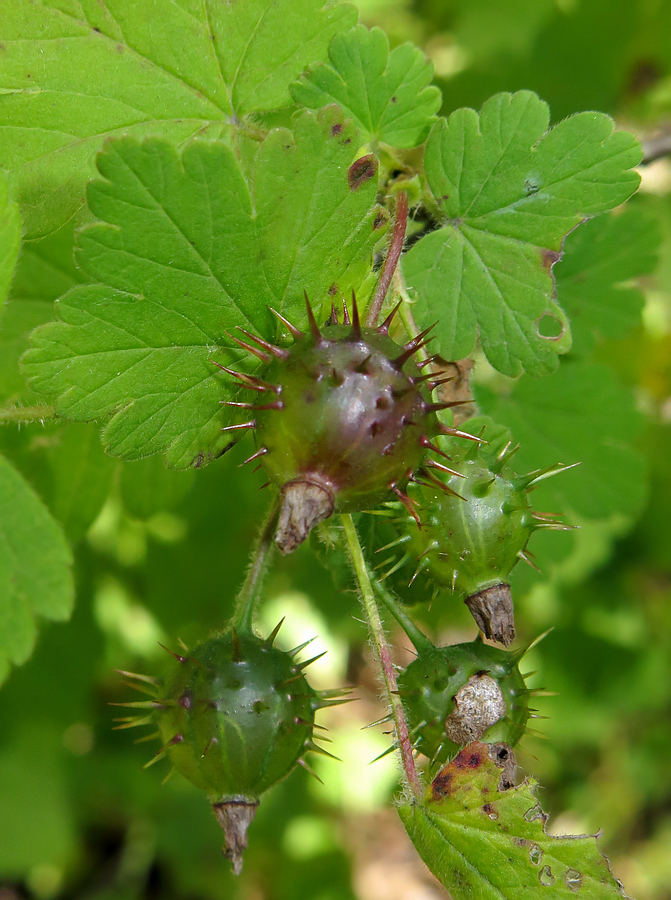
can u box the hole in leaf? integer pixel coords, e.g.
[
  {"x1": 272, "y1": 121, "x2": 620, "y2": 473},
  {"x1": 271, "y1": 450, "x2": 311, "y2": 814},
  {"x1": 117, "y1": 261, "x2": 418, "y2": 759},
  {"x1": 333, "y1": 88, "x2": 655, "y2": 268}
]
[{"x1": 536, "y1": 314, "x2": 564, "y2": 339}]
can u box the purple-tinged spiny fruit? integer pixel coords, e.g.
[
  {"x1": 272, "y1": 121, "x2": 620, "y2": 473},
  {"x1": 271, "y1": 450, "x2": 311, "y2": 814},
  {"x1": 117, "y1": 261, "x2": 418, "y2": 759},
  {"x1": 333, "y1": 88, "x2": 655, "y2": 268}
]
[
  {"x1": 376, "y1": 587, "x2": 540, "y2": 768},
  {"x1": 217, "y1": 295, "x2": 474, "y2": 553},
  {"x1": 378, "y1": 421, "x2": 574, "y2": 645},
  {"x1": 113, "y1": 622, "x2": 347, "y2": 873}
]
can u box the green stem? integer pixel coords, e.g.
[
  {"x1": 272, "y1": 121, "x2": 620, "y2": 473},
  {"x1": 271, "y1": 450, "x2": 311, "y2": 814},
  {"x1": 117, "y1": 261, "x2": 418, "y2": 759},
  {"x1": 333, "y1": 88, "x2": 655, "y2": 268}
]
[
  {"x1": 373, "y1": 580, "x2": 434, "y2": 655},
  {"x1": 233, "y1": 498, "x2": 279, "y2": 633},
  {"x1": 0, "y1": 405, "x2": 56, "y2": 425},
  {"x1": 366, "y1": 191, "x2": 409, "y2": 327},
  {"x1": 341, "y1": 513, "x2": 423, "y2": 798}
]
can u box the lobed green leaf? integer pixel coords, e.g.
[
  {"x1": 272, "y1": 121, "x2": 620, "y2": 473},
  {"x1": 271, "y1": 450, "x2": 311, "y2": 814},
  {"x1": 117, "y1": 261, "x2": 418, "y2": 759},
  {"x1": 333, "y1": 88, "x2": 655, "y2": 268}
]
[
  {"x1": 291, "y1": 25, "x2": 442, "y2": 148},
  {"x1": 403, "y1": 91, "x2": 642, "y2": 376},
  {"x1": 475, "y1": 361, "x2": 647, "y2": 520},
  {"x1": 0, "y1": 0, "x2": 356, "y2": 237},
  {"x1": 0, "y1": 452, "x2": 74, "y2": 685},
  {"x1": 22, "y1": 108, "x2": 385, "y2": 467},
  {"x1": 399, "y1": 742, "x2": 627, "y2": 899}
]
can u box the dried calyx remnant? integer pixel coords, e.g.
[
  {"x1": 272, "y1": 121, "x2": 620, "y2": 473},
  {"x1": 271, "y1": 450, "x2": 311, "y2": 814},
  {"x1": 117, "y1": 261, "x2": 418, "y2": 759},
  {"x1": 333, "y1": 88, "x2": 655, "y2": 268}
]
[
  {"x1": 217, "y1": 294, "x2": 476, "y2": 553},
  {"x1": 378, "y1": 422, "x2": 574, "y2": 645},
  {"x1": 112, "y1": 621, "x2": 349, "y2": 874}
]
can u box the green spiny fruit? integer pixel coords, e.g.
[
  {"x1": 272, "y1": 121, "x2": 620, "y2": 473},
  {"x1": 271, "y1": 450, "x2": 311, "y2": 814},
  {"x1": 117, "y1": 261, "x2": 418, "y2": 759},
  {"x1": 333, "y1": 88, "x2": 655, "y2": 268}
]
[
  {"x1": 218, "y1": 295, "x2": 473, "y2": 553},
  {"x1": 378, "y1": 421, "x2": 573, "y2": 644},
  {"x1": 113, "y1": 622, "x2": 347, "y2": 873},
  {"x1": 377, "y1": 587, "x2": 537, "y2": 768}
]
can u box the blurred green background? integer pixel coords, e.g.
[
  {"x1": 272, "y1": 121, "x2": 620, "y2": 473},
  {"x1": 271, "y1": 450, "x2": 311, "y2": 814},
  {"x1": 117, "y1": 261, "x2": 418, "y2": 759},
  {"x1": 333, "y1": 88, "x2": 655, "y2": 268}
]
[{"x1": 3, "y1": 0, "x2": 671, "y2": 898}]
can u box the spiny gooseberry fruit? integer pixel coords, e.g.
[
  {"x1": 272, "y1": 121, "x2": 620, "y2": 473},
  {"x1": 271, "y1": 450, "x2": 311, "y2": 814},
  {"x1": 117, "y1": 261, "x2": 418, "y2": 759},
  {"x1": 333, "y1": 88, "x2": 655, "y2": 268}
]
[
  {"x1": 377, "y1": 589, "x2": 540, "y2": 768},
  {"x1": 218, "y1": 295, "x2": 473, "y2": 553},
  {"x1": 379, "y1": 425, "x2": 573, "y2": 645},
  {"x1": 113, "y1": 622, "x2": 347, "y2": 873}
]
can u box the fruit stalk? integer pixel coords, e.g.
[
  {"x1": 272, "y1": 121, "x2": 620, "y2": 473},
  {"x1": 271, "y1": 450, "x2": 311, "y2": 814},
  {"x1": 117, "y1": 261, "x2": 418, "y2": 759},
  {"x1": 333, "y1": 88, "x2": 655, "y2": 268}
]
[
  {"x1": 0, "y1": 404, "x2": 56, "y2": 424},
  {"x1": 341, "y1": 513, "x2": 423, "y2": 798},
  {"x1": 234, "y1": 499, "x2": 280, "y2": 632}
]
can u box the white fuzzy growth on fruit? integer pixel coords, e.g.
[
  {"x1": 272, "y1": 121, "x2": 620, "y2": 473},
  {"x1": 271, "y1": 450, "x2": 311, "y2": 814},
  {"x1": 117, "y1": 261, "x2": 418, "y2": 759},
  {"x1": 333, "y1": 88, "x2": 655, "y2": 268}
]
[{"x1": 444, "y1": 674, "x2": 506, "y2": 744}]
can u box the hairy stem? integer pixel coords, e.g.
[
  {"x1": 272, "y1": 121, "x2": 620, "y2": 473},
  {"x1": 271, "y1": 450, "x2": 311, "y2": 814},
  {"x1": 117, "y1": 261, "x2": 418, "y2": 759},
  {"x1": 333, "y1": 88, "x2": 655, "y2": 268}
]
[
  {"x1": 0, "y1": 405, "x2": 56, "y2": 425},
  {"x1": 366, "y1": 191, "x2": 409, "y2": 327},
  {"x1": 341, "y1": 513, "x2": 423, "y2": 798},
  {"x1": 233, "y1": 498, "x2": 279, "y2": 633}
]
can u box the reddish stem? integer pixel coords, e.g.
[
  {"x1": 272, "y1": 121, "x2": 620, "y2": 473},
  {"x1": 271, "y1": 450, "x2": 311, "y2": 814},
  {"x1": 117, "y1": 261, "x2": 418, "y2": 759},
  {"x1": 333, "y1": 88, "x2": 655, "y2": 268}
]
[{"x1": 366, "y1": 191, "x2": 409, "y2": 328}]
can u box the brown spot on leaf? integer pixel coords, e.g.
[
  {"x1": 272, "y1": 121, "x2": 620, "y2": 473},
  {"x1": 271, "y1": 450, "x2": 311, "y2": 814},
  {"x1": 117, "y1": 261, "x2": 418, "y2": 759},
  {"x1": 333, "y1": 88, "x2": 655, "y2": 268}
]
[
  {"x1": 373, "y1": 211, "x2": 386, "y2": 230},
  {"x1": 430, "y1": 769, "x2": 454, "y2": 799},
  {"x1": 348, "y1": 154, "x2": 377, "y2": 191},
  {"x1": 541, "y1": 248, "x2": 562, "y2": 272},
  {"x1": 328, "y1": 283, "x2": 338, "y2": 295},
  {"x1": 331, "y1": 122, "x2": 343, "y2": 136}
]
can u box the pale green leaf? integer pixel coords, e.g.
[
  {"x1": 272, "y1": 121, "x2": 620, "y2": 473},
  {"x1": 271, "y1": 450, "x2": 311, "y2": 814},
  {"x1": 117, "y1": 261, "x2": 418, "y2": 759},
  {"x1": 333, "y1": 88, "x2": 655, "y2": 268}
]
[
  {"x1": 475, "y1": 361, "x2": 647, "y2": 520},
  {"x1": 403, "y1": 91, "x2": 642, "y2": 376},
  {"x1": 0, "y1": 0, "x2": 356, "y2": 237},
  {"x1": 22, "y1": 108, "x2": 384, "y2": 467},
  {"x1": 399, "y1": 742, "x2": 626, "y2": 899},
  {"x1": 0, "y1": 452, "x2": 74, "y2": 685},
  {"x1": 291, "y1": 25, "x2": 441, "y2": 148},
  {"x1": 0, "y1": 171, "x2": 20, "y2": 315}
]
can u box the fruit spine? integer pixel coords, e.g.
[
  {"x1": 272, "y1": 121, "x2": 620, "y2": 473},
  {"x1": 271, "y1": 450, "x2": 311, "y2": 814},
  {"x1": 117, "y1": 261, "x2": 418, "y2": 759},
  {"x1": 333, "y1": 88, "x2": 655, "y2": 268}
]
[
  {"x1": 377, "y1": 422, "x2": 573, "y2": 645},
  {"x1": 216, "y1": 294, "x2": 474, "y2": 553},
  {"x1": 113, "y1": 622, "x2": 347, "y2": 873}
]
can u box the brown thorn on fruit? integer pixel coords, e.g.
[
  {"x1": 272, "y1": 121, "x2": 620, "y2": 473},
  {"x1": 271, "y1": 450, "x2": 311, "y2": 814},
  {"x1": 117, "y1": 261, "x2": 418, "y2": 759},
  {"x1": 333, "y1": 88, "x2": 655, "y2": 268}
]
[
  {"x1": 305, "y1": 291, "x2": 325, "y2": 345},
  {"x1": 411, "y1": 370, "x2": 448, "y2": 386},
  {"x1": 290, "y1": 637, "x2": 317, "y2": 657},
  {"x1": 221, "y1": 420, "x2": 257, "y2": 433},
  {"x1": 201, "y1": 736, "x2": 218, "y2": 758},
  {"x1": 438, "y1": 424, "x2": 486, "y2": 443},
  {"x1": 392, "y1": 323, "x2": 437, "y2": 369},
  {"x1": 329, "y1": 299, "x2": 339, "y2": 325},
  {"x1": 212, "y1": 363, "x2": 279, "y2": 394},
  {"x1": 418, "y1": 435, "x2": 452, "y2": 461},
  {"x1": 306, "y1": 740, "x2": 341, "y2": 761},
  {"x1": 263, "y1": 617, "x2": 285, "y2": 647},
  {"x1": 236, "y1": 327, "x2": 290, "y2": 359},
  {"x1": 423, "y1": 400, "x2": 472, "y2": 415},
  {"x1": 258, "y1": 481, "x2": 271, "y2": 490},
  {"x1": 408, "y1": 559, "x2": 428, "y2": 586},
  {"x1": 362, "y1": 713, "x2": 394, "y2": 729},
  {"x1": 424, "y1": 459, "x2": 466, "y2": 478},
  {"x1": 158, "y1": 642, "x2": 188, "y2": 663},
  {"x1": 269, "y1": 306, "x2": 304, "y2": 340},
  {"x1": 342, "y1": 298, "x2": 351, "y2": 325},
  {"x1": 417, "y1": 355, "x2": 442, "y2": 370},
  {"x1": 251, "y1": 401, "x2": 284, "y2": 411},
  {"x1": 349, "y1": 291, "x2": 362, "y2": 341},
  {"x1": 391, "y1": 483, "x2": 421, "y2": 526},
  {"x1": 225, "y1": 331, "x2": 272, "y2": 364},
  {"x1": 421, "y1": 469, "x2": 466, "y2": 500},
  {"x1": 428, "y1": 376, "x2": 456, "y2": 390},
  {"x1": 517, "y1": 550, "x2": 541, "y2": 572},
  {"x1": 239, "y1": 446, "x2": 268, "y2": 467},
  {"x1": 377, "y1": 299, "x2": 403, "y2": 335},
  {"x1": 221, "y1": 400, "x2": 255, "y2": 409},
  {"x1": 168, "y1": 733, "x2": 184, "y2": 746}
]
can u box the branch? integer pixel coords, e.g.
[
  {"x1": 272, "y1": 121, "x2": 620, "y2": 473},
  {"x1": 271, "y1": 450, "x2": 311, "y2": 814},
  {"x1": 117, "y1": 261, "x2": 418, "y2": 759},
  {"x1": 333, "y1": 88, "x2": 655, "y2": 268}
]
[{"x1": 340, "y1": 513, "x2": 423, "y2": 798}]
